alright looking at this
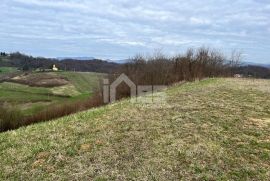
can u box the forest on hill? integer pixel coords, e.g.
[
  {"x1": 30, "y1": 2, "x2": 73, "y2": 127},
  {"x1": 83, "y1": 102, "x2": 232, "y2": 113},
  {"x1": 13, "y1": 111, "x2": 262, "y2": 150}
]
[{"x1": 0, "y1": 52, "x2": 119, "y2": 73}]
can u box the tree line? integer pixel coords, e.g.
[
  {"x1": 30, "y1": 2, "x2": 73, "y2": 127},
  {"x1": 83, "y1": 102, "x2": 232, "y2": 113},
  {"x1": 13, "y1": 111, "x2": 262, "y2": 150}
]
[
  {"x1": 0, "y1": 52, "x2": 119, "y2": 73},
  {"x1": 0, "y1": 52, "x2": 8, "y2": 56},
  {"x1": 111, "y1": 47, "x2": 242, "y2": 86},
  {"x1": 231, "y1": 65, "x2": 270, "y2": 79}
]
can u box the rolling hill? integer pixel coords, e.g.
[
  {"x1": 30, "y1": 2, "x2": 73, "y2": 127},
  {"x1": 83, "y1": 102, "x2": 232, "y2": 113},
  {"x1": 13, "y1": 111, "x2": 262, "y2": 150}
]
[
  {"x1": 0, "y1": 70, "x2": 103, "y2": 115},
  {"x1": 0, "y1": 53, "x2": 120, "y2": 73},
  {"x1": 56, "y1": 57, "x2": 96, "y2": 61},
  {"x1": 0, "y1": 78, "x2": 269, "y2": 180}
]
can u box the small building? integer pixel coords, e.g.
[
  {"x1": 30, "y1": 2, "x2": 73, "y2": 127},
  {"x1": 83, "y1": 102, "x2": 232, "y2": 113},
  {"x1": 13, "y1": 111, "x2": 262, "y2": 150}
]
[
  {"x1": 234, "y1": 74, "x2": 243, "y2": 78},
  {"x1": 52, "y1": 64, "x2": 58, "y2": 71}
]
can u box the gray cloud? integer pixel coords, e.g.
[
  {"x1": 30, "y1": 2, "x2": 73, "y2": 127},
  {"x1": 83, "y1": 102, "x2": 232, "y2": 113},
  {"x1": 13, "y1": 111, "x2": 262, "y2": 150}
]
[{"x1": 0, "y1": 0, "x2": 269, "y2": 63}]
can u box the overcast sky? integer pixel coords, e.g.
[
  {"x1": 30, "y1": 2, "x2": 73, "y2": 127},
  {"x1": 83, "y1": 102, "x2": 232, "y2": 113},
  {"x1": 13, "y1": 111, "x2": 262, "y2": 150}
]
[{"x1": 0, "y1": 0, "x2": 269, "y2": 63}]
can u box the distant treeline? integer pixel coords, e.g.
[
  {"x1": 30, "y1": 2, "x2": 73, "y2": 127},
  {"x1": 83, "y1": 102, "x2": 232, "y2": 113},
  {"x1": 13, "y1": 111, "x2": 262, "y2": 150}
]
[
  {"x1": 108, "y1": 47, "x2": 270, "y2": 101},
  {"x1": 232, "y1": 65, "x2": 270, "y2": 79},
  {"x1": 111, "y1": 47, "x2": 243, "y2": 85},
  {"x1": 0, "y1": 52, "x2": 119, "y2": 73}
]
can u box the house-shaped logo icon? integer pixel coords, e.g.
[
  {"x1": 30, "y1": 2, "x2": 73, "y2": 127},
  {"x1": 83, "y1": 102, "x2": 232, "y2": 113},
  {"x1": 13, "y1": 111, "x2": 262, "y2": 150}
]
[
  {"x1": 103, "y1": 73, "x2": 167, "y2": 104},
  {"x1": 103, "y1": 74, "x2": 136, "y2": 103}
]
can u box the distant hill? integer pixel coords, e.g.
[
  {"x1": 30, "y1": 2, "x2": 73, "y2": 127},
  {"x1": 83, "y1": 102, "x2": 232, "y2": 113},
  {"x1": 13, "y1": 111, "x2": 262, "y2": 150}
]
[
  {"x1": 243, "y1": 61, "x2": 270, "y2": 68},
  {"x1": 232, "y1": 65, "x2": 270, "y2": 78},
  {"x1": 231, "y1": 61, "x2": 270, "y2": 78},
  {"x1": 0, "y1": 52, "x2": 120, "y2": 73},
  {"x1": 57, "y1": 57, "x2": 95, "y2": 61},
  {"x1": 114, "y1": 59, "x2": 130, "y2": 64}
]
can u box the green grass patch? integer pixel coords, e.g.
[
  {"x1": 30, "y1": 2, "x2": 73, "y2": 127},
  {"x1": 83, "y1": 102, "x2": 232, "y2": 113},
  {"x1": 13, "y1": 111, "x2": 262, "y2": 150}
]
[
  {"x1": 55, "y1": 71, "x2": 103, "y2": 94},
  {"x1": 0, "y1": 71, "x2": 103, "y2": 115},
  {"x1": 0, "y1": 67, "x2": 18, "y2": 74}
]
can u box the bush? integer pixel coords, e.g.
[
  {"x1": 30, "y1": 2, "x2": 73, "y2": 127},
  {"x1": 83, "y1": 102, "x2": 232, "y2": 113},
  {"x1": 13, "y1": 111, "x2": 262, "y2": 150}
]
[
  {"x1": 0, "y1": 107, "x2": 24, "y2": 132},
  {"x1": 108, "y1": 47, "x2": 241, "y2": 100},
  {"x1": 0, "y1": 93, "x2": 104, "y2": 132},
  {"x1": 23, "y1": 93, "x2": 104, "y2": 126},
  {"x1": 112, "y1": 47, "x2": 241, "y2": 85}
]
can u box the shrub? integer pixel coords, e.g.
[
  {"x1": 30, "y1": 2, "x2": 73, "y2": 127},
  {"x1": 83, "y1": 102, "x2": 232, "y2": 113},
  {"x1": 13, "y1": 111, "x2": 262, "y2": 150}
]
[
  {"x1": 0, "y1": 106, "x2": 24, "y2": 132},
  {"x1": 23, "y1": 93, "x2": 104, "y2": 126},
  {"x1": 113, "y1": 47, "x2": 241, "y2": 85},
  {"x1": 109, "y1": 47, "x2": 241, "y2": 100},
  {"x1": 0, "y1": 93, "x2": 104, "y2": 132}
]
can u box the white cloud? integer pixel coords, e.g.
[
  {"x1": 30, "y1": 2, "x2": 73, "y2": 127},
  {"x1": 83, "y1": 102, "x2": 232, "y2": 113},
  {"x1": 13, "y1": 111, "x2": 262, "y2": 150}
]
[
  {"x1": 190, "y1": 17, "x2": 211, "y2": 25},
  {"x1": 99, "y1": 38, "x2": 146, "y2": 47},
  {"x1": 0, "y1": 0, "x2": 269, "y2": 63},
  {"x1": 13, "y1": 0, "x2": 86, "y2": 10}
]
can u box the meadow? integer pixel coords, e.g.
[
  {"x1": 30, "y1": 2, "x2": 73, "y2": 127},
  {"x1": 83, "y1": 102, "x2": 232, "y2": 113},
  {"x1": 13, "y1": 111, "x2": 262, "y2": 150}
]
[
  {"x1": 0, "y1": 67, "x2": 18, "y2": 74},
  {"x1": 0, "y1": 69, "x2": 102, "y2": 115},
  {"x1": 0, "y1": 68, "x2": 104, "y2": 131},
  {"x1": 0, "y1": 78, "x2": 269, "y2": 180}
]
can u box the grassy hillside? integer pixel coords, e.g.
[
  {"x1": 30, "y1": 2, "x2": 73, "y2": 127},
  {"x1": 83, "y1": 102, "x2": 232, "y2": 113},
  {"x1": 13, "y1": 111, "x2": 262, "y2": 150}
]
[
  {"x1": 0, "y1": 78, "x2": 269, "y2": 180},
  {"x1": 0, "y1": 67, "x2": 18, "y2": 74},
  {"x1": 54, "y1": 72, "x2": 103, "y2": 94},
  {"x1": 0, "y1": 71, "x2": 103, "y2": 115},
  {"x1": 0, "y1": 82, "x2": 63, "y2": 114}
]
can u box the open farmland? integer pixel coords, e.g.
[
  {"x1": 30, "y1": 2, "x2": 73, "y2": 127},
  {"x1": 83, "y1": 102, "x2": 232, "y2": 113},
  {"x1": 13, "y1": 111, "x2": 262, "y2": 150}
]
[{"x1": 0, "y1": 70, "x2": 103, "y2": 116}]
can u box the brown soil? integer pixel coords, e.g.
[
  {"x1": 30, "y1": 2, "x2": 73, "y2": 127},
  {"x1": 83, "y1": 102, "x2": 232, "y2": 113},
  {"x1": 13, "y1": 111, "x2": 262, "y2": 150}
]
[{"x1": 9, "y1": 72, "x2": 69, "y2": 87}]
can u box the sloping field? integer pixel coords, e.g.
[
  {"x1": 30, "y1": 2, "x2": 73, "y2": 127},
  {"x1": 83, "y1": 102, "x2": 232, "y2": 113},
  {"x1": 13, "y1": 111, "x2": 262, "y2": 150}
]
[
  {"x1": 54, "y1": 71, "x2": 103, "y2": 94},
  {"x1": 0, "y1": 67, "x2": 18, "y2": 74},
  {"x1": 10, "y1": 72, "x2": 69, "y2": 87},
  {"x1": 0, "y1": 78, "x2": 269, "y2": 180},
  {"x1": 0, "y1": 71, "x2": 102, "y2": 115}
]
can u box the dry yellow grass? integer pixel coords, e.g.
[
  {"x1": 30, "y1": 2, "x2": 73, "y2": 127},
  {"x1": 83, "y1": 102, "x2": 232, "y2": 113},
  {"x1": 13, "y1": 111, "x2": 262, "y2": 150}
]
[{"x1": 0, "y1": 78, "x2": 269, "y2": 180}]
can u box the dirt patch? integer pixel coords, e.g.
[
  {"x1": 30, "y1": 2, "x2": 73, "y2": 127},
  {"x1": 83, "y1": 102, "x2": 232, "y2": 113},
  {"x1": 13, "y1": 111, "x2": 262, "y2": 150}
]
[
  {"x1": 31, "y1": 159, "x2": 46, "y2": 168},
  {"x1": 36, "y1": 152, "x2": 50, "y2": 159},
  {"x1": 80, "y1": 144, "x2": 92, "y2": 152},
  {"x1": 10, "y1": 72, "x2": 68, "y2": 87},
  {"x1": 0, "y1": 72, "x2": 22, "y2": 83}
]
